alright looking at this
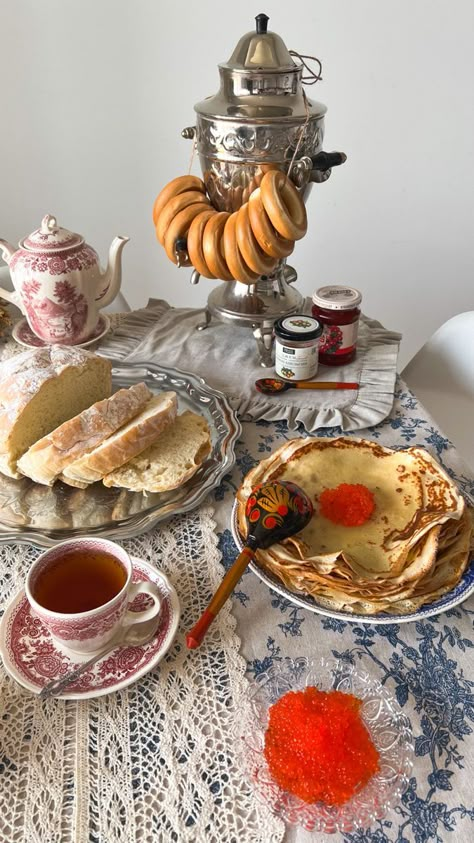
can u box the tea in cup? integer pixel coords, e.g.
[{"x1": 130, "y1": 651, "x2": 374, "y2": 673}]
[{"x1": 26, "y1": 538, "x2": 161, "y2": 654}]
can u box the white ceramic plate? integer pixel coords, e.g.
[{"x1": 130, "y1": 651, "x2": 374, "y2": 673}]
[{"x1": 231, "y1": 501, "x2": 474, "y2": 625}]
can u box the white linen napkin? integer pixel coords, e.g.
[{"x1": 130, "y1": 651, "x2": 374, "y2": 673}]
[{"x1": 99, "y1": 298, "x2": 401, "y2": 432}]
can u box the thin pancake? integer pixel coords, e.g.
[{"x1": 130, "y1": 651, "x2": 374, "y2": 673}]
[
  {"x1": 236, "y1": 437, "x2": 469, "y2": 616},
  {"x1": 237, "y1": 438, "x2": 463, "y2": 575}
]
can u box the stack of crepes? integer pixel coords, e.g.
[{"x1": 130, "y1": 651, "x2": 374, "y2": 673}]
[{"x1": 236, "y1": 438, "x2": 473, "y2": 615}]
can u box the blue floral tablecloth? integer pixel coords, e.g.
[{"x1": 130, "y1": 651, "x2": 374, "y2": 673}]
[{"x1": 211, "y1": 377, "x2": 474, "y2": 843}]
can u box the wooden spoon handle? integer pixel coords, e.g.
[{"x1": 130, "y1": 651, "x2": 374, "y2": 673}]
[
  {"x1": 186, "y1": 546, "x2": 255, "y2": 649},
  {"x1": 295, "y1": 381, "x2": 359, "y2": 390}
]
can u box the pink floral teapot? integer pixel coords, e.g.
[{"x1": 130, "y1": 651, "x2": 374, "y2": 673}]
[{"x1": 0, "y1": 215, "x2": 129, "y2": 345}]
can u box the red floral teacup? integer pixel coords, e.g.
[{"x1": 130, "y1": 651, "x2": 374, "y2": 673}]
[{"x1": 25, "y1": 538, "x2": 162, "y2": 655}]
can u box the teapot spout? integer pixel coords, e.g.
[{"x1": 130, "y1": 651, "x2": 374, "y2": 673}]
[
  {"x1": 97, "y1": 235, "x2": 129, "y2": 309},
  {"x1": 0, "y1": 239, "x2": 18, "y2": 265}
]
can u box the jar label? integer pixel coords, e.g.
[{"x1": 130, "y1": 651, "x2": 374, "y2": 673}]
[
  {"x1": 275, "y1": 342, "x2": 319, "y2": 380},
  {"x1": 319, "y1": 321, "x2": 359, "y2": 357}
]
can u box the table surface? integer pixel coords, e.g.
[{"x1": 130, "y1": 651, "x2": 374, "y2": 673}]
[
  {"x1": 0, "y1": 297, "x2": 473, "y2": 841},
  {"x1": 211, "y1": 376, "x2": 474, "y2": 843}
]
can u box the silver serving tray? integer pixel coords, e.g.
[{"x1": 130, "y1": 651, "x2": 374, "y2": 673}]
[{"x1": 0, "y1": 362, "x2": 241, "y2": 547}]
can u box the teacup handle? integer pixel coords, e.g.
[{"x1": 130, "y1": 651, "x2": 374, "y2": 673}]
[{"x1": 123, "y1": 582, "x2": 162, "y2": 627}]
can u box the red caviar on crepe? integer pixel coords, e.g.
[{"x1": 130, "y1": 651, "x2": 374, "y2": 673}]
[
  {"x1": 319, "y1": 483, "x2": 375, "y2": 527},
  {"x1": 236, "y1": 438, "x2": 471, "y2": 616},
  {"x1": 264, "y1": 687, "x2": 379, "y2": 805}
]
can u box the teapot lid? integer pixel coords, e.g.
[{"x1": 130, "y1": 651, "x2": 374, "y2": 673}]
[
  {"x1": 194, "y1": 13, "x2": 326, "y2": 122},
  {"x1": 21, "y1": 215, "x2": 84, "y2": 252}
]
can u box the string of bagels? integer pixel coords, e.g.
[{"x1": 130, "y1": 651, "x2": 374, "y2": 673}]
[{"x1": 152, "y1": 168, "x2": 308, "y2": 284}]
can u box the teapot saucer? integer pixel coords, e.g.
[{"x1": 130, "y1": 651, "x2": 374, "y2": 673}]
[{"x1": 12, "y1": 313, "x2": 111, "y2": 349}]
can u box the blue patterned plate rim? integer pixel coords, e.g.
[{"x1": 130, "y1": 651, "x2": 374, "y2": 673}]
[{"x1": 230, "y1": 501, "x2": 474, "y2": 625}]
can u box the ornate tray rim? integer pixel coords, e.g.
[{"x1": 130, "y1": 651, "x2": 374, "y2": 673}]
[
  {"x1": 230, "y1": 501, "x2": 474, "y2": 625},
  {"x1": 0, "y1": 361, "x2": 241, "y2": 547}
]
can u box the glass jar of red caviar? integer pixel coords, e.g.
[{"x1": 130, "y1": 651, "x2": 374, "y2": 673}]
[{"x1": 312, "y1": 286, "x2": 362, "y2": 366}]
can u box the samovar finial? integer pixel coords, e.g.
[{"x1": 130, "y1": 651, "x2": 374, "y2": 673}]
[{"x1": 255, "y1": 12, "x2": 269, "y2": 34}]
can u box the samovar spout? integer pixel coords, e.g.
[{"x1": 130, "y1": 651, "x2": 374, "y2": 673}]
[{"x1": 291, "y1": 152, "x2": 347, "y2": 189}]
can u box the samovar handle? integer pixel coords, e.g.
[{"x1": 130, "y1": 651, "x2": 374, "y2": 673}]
[{"x1": 291, "y1": 152, "x2": 347, "y2": 187}]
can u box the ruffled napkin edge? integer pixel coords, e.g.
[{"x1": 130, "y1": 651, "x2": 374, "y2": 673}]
[{"x1": 99, "y1": 299, "x2": 402, "y2": 432}]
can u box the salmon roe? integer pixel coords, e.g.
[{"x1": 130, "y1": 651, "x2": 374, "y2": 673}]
[
  {"x1": 264, "y1": 687, "x2": 379, "y2": 805},
  {"x1": 319, "y1": 483, "x2": 375, "y2": 527}
]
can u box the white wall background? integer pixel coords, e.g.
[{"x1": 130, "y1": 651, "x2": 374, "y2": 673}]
[{"x1": 1, "y1": 0, "x2": 474, "y2": 368}]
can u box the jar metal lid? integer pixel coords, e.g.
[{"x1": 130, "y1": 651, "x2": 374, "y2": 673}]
[
  {"x1": 274, "y1": 315, "x2": 322, "y2": 341},
  {"x1": 312, "y1": 285, "x2": 362, "y2": 310}
]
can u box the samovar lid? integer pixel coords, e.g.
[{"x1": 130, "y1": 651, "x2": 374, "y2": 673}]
[
  {"x1": 220, "y1": 13, "x2": 296, "y2": 73},
  {"x1": 194, "y1": 13, "x2": 326, "y2": 122}
]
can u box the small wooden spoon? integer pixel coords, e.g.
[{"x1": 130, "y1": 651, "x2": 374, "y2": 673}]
[
  {"x1": 255, "y1": 377, "x2": 359, "y2": 395},
  {"x1": 186, "y1": 480, "x2": 313, "y2": 649}
]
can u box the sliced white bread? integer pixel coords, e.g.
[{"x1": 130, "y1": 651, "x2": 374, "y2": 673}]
[
  {"x1": 0, "y1": 346, "x2": 112, "y2": 478},
  {"x1": 62, "y1": 392, "x2": 178, "y2": 486},
  {"x1": 103, "y1": 410, "x2": 211, "y2": 493},
  {"x1": 17, "y1": 382, "x2": 152, "y2": 486}
]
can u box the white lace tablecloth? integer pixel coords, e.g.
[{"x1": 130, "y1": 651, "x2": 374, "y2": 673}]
[
  {"x1": 0, "y1": 509, "x2": 282, "y2": 843},
  {"x1": 0, "y1": 314, "x2": 473, "y2": 842}
]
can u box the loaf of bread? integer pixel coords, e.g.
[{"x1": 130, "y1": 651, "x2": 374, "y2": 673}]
[
  {"x1": 17, "y1": 382, "x2": 152, "y2": 486},
  {"x1": 0, "y1": 346, "x2": 112, "y2": 478},
  {"x1": 103, "y1": 410, "x2": 211, "y2": 493},
  {"x1": 62, "y1": 392, "x2": 178, "y2": 486}
]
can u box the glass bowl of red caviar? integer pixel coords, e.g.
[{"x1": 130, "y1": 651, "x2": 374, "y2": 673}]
[{"x1": 237, "y1": 657, "x2": 413, "y2": 834}]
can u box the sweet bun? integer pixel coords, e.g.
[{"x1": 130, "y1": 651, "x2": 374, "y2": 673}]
[
  {"x1": 235, "y1": 203, "x2": 279, "y2": 276},
  {"x1": 248, "y1": 189, "x2": 295, "y2": 258},
  {"x1": 222, "y1": 213, "x2": 260, "y2": 285},
  {"x1": 164, "y1": 205, "x2": 211, "y2": 265},
  {"x1": 152, "y1": 167, "x2": 308, "y2": 275},
  {"x1": 187, "y1": 209, "x2": 218, "y2": 278},
  {"x1": 260, "y1": 170, "x2": 307, "y2": 240},
  {"x1": 152, "y1": 175, "x2": 206, "y2": 227},
  {"x1": 156, "y1": 191, "x2": 210, "y2": 245},
  {"x1": 202, "y1": 212, "x2": 234, "y2": 280}
]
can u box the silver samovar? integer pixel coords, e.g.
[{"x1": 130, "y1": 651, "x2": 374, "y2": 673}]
[{"x1": 181, "y1": 13, "x2": 345, "y2": 365}]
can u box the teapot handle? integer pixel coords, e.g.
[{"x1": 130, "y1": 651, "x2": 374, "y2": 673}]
[
  {"x1": 0, "y1": 248, "x2": 26, "y2": 314},
  {"x1": 0, "y1": 288, "x2": 25, "y2": 312},
  {"x1": 0, "y1": 285, "x2": 25, "y2": 312}
]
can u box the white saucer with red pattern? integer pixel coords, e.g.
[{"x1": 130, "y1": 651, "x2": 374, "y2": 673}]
[
  {"x1": 12, "y1": 313, "x2": 111, "y2": 349},
  {"x1": 0, "y1": 558, "x2": 180, "y2": 700}
]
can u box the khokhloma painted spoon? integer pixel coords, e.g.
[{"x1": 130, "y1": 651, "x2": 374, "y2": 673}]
[
  {"x1": 186, "y1": 480, "x2": 314, "y2": 649},
  {"x1": 255, "y1": 377, "x2": 359, "y2": 395}
]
